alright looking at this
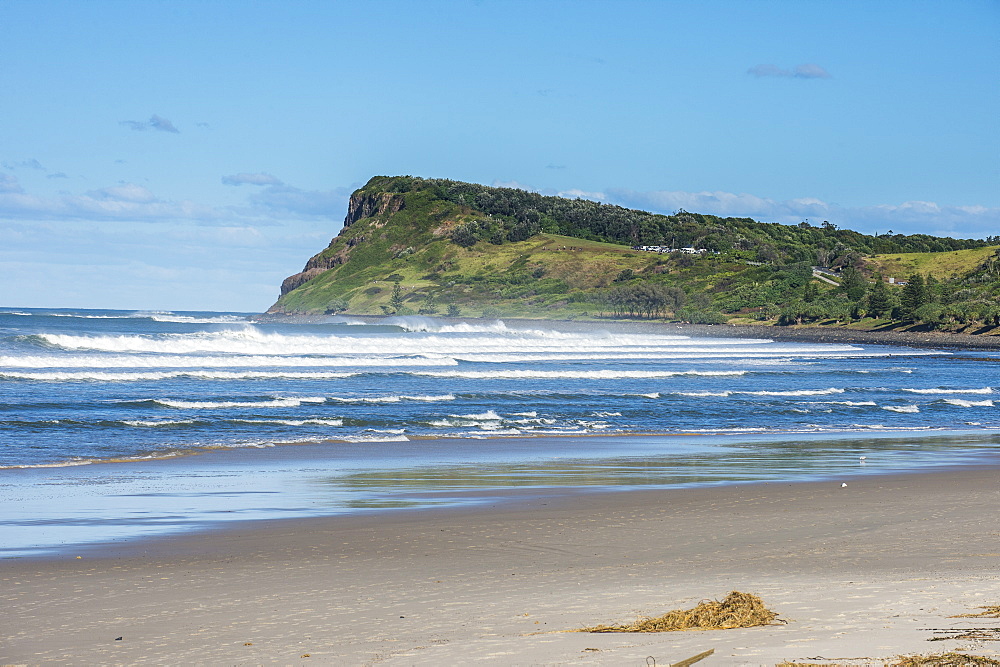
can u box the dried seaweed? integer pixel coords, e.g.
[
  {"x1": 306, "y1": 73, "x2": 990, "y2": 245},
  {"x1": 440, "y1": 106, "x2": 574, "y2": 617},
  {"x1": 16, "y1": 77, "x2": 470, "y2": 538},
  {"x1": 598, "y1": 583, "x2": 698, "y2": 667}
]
[
  {"x1": 953, "y1": 605, "x2": 1000, "y2": 619},
  {"x1": 582, "y1": 591, "x2": 780, "y2": 633},
  {"x1": 892, "y1": 653, "x2": 1000, "y2": 667},
  {"x1": 778, "y1": 654, "x2": 1000, "y2": 667}
]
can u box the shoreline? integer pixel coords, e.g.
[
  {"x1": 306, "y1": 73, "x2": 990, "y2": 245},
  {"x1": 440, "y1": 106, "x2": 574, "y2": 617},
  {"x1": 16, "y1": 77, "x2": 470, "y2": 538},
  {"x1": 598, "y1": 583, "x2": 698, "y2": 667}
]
[
  {"x1": 5, "y1": 428, "x2": 999, "y2": 561},
  {"x1": 3, "y1": 465, "x2": 1000, "y2": 664}
]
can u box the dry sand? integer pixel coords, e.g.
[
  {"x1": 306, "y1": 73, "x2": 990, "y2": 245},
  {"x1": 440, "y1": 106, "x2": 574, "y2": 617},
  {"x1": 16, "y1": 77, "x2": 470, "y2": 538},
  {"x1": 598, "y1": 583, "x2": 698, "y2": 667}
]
[{"x1": 3, "y1": 467, "x2": 1000, "y2": 666}]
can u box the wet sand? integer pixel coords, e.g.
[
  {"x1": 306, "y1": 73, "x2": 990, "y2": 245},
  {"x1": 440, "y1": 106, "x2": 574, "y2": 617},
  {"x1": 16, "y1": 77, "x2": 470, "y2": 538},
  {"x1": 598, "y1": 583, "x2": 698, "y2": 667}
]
[{"x1": 3, "y1": 465, "x2": 1000, "y2": 665}]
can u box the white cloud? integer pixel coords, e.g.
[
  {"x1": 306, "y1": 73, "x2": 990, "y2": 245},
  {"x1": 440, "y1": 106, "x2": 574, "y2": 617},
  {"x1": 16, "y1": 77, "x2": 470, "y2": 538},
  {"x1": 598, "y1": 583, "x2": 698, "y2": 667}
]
[
  {"x1": 556, "y1": 188, "x2": 606, "y2": 201},
  {"x1": 492, "y1": 179, "x2": 540, "y2": 191}
]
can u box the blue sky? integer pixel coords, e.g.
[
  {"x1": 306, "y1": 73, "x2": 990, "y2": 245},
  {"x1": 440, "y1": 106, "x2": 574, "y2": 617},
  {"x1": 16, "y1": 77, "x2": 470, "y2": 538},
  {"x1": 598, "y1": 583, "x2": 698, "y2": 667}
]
[{"x1": 2, "y1": 0, "x2": 997, "y2": 311}]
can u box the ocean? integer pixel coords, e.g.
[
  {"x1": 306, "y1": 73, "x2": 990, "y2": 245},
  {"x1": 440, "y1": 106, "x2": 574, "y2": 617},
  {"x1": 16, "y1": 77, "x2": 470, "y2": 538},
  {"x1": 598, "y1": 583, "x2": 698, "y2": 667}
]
[{"x1": 1, "y1": 308, "x2": 998, "y2": 556}]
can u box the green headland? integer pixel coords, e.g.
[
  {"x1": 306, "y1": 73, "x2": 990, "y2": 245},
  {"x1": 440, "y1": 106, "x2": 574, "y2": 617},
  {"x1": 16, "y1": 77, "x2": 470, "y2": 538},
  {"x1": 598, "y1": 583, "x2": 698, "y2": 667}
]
[{"x1": 269, "y1": 176, "x2": 1000, "y2": 334}]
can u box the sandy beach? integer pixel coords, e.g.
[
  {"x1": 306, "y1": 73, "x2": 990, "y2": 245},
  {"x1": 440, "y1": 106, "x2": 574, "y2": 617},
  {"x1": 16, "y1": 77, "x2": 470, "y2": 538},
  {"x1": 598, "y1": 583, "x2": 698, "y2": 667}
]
[{"x1": 3, "y1": 465, "x2": 1000, "y2": 665}]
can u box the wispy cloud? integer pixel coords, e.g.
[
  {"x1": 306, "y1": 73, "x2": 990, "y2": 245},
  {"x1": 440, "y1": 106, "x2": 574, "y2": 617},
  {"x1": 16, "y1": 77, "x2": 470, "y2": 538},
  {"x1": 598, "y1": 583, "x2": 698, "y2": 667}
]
[
  {"x1": 0, "y1": 179, "x2": 223, "y2": 222},
  {"x1": 747, "y1": 63, "x2": 832, "y2": 79},
  {"x1": 0, "y1": 174, "x2": 24, "y2": 194},
  {"x1": 2, "y1": 158, "x2": 45, "y2": 170},
  {"x1": 605, "y1": 188, "x2": 998, "y2": 239},
  {"x1": 222, "y1": 172, "x2": 284, "y2": 186},
  {"x1": 223, "y1": 172, "x2": 350, "y2": 218},
  {"x1": 239, "y1": 183, "x2": 351, "y2": 218},
  {"x1": 119, "y1": 114, "x2": 180, "y2": 133},
  {"x1": 0, "y1": 170, "x2": 350, "y2": 224}
]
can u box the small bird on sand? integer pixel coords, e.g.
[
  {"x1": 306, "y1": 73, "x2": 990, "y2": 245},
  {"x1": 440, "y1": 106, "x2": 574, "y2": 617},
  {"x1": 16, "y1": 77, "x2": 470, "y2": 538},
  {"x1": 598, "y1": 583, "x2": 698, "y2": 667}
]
[{"x1": 841, "y1": 482, "x2": 848, "y2": 488}]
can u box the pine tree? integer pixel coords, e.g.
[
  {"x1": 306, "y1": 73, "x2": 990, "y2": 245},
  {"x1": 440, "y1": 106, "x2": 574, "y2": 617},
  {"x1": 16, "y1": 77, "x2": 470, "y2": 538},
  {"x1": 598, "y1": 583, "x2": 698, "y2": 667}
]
[
  {"x1": 866, "y1": 274, "x2": 891, "y2": 317},
  {"x1": 900, "y1": 274, "x2": 926, "y2": 319},
  {"x1": 839, "y1": 266, "x2": 867, "y2": 301},
  {"x1": 390, "y1": 282, "x2": 404, "y2": 312}
]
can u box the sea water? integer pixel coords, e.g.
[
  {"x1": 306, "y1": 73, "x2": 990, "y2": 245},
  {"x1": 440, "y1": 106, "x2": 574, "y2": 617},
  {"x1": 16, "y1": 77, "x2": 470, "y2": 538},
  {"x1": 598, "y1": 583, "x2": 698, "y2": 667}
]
[{"x1": 1, "y1": 308, "x2": 998, "y2": 556}]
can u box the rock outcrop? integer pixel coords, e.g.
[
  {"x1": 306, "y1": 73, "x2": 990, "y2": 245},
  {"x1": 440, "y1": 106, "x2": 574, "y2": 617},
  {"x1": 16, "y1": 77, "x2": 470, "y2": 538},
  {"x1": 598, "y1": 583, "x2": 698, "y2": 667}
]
[
  {"x1": 277, "y1": 191, "x2": 403, "y2": 296},
  {"x1": 343, "y1": 191, "x2": 405, "y2": 229}
]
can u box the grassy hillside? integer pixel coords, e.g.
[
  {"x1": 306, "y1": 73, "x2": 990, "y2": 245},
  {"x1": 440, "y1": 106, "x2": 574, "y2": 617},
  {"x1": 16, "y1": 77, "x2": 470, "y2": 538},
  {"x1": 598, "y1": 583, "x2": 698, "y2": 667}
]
[
  {"x1": 867, "y1": 246, "x2": 999, "y2": 281},
  {"x1": 270, "y1": 176, "x2": 999, "y2": 332}
]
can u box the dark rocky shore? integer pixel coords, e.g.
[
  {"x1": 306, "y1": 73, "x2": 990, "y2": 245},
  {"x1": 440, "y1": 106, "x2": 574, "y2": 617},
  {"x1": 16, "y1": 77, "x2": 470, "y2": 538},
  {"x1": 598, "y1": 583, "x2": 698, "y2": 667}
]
[{"x1": 665, "y1": 323, "x2": 1000, "y2": 352}]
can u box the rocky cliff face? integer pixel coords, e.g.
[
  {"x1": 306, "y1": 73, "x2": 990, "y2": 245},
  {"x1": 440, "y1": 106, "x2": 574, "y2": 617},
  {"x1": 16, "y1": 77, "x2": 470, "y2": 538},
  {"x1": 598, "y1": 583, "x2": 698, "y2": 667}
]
[
  {"x1": 276, "y1": 191, "x2": 405, "y2": 297},
  {"x1": 343, "y1": 191, "x2": 405, "y2": 229}
]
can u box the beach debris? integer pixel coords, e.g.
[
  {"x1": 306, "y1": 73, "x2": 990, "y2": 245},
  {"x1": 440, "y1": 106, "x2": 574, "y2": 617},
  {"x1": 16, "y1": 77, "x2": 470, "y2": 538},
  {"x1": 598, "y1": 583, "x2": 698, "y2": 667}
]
[
  {"x1": 671, "y1": 648, "x2": 715, "y2": 667},
  {"x1": 926, "y1": 603, "x2": 1000, "y2": 641},
  {"x1": 952, "y1": 605, "x2": 1000, "y2": 618},
  {"x1": 114, "y1": 636, "x2": 123, "y2": 641},
  {"x1": 581, "y1": 591, "x2": 780, "y2": 632},
  {"x1": 928, "y1": 625, "x2": 1000, "y2": 641},
  {"x1": 891, "y1": 653, "x2": 1000, "y2": 667}
]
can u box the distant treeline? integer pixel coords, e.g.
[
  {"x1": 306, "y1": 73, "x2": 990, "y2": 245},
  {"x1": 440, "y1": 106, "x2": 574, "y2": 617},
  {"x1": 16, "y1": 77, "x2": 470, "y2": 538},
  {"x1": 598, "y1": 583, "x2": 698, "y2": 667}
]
[{"x1": 361, "y1": 176, "x2": 990, "y2": 268}]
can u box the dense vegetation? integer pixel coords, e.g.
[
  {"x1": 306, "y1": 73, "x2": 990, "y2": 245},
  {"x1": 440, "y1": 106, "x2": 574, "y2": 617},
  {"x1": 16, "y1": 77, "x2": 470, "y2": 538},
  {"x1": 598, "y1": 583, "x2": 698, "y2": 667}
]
[
  {"x1": 362, "y1": 176, "x2": 989, "y2": 264},
  {"x1": 270, "y1": 176, "x2": 999, "y2": 333}
]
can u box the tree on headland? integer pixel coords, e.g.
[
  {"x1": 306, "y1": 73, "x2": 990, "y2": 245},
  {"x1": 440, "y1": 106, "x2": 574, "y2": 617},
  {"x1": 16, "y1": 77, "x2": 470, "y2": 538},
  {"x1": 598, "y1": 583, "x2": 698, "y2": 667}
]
[
  {"x1": 390, "y1": 282, "x2": 404, "y2": 312},
  {"x1": 839, "y1": 265, "x2": 867, "y2": 301},
  {"x1": 865, "y1": 274, "x2": 892, "y2": 318},
  {"x1": 899, "y1": 274, "x2": 926, "y2": 319}
]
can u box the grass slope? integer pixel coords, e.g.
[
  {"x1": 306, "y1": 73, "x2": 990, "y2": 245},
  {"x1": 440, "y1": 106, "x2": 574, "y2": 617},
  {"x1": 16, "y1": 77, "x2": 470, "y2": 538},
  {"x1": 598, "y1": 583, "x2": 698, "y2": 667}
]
[{"x1": 868, "y1": 246, "x2": 999, "y2": 281}]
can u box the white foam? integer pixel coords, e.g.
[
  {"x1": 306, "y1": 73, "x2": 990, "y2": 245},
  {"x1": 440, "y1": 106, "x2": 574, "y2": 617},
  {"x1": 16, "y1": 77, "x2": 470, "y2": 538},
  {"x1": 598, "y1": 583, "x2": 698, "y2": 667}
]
[
  {"x1": 742, "y1": 388, "x2": 845, "y2": 396},
  {"x1": 0, "y1": 353, "x2": 456, "y2": 369},
  {"x1": 339, "y1": 434, "x2": 410, "y2": 443},
  {"x1": 152, "y1": 397, "x2": 326, "y2": 409},
  {"x1": 882, "y1": 405, "x2": 920, "y2": 413},
  {"x1": 414, "y1": 370, "x2": 746, "y2": 380},
  {"x1": 451, "y1": 410, "x2": 503, "y2": 421},
  {"x1": 942, "y1": 399, "x2": 995, "y2": 408},
  {"x1": 0, "y1": 370, "x2": 359, "y2": 381},
  {"x1": 327, "y1": 394, "x2": 455, "y2": 403},
  {"x1": 148, "y1": 314, "x2": 249, "y2": 324},
  {"x1": 29, "y1": 325, "x2": 900, "y2": 362},
  {"x1": 121, "y1": 419, "x2": 199, "y2": 427},
  {"x1": 677, "y1": 391, "x2": 732, "y2": 397},
  {"x1": 806, "y1": 401, "x2": 878, "y2": 407},
  {"x1": 903, "y1": 387, "x2": 993, "y2": 394},
  {"x1": 230, "y1": 418, "x2": 344, "y2": 426}
]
